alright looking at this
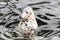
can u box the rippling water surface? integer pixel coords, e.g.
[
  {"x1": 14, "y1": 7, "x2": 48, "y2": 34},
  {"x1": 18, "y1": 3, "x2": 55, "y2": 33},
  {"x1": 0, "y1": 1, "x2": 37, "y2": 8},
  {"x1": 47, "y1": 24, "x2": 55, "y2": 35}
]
[{"x1": 0, "y1": 0, "x2": 60, "y2": 40}]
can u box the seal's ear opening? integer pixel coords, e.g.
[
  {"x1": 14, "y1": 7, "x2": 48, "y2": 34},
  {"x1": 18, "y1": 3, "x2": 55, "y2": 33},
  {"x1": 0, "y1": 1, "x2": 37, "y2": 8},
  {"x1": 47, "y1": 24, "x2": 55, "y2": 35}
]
[{"x1": 25, "y1": 11, "x2": 29, "y2": 14}]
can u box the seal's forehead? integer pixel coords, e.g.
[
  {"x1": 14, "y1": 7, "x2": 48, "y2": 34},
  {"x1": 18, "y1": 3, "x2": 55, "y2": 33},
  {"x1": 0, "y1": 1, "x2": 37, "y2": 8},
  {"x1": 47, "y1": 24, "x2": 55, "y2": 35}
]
[
  {"x1": 23, "y1": 6, "x2": 32, "y2": 11},
  {"x1": 21, "y1": 6, "x2": 33, "y2": 18}
]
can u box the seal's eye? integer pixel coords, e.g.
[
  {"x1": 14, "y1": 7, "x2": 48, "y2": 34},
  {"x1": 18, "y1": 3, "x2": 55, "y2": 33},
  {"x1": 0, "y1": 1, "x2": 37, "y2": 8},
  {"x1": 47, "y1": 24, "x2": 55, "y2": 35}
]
[{"x1": 25, "y1": 11, "x2": 28, "y2": 14}]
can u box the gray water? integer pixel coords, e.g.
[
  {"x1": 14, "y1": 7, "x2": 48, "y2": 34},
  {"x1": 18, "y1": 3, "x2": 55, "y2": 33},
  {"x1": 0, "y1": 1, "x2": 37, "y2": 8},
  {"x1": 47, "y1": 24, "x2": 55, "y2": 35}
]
[{"x1": 0, "y1": 0, "x2": 60, "y2": 40}]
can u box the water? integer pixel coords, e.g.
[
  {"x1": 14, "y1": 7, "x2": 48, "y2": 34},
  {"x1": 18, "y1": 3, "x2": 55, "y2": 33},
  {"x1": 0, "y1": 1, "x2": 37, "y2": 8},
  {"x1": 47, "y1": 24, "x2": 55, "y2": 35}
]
[{"x1": 0, "y1": 0, "x2": 60, "y2": 40}]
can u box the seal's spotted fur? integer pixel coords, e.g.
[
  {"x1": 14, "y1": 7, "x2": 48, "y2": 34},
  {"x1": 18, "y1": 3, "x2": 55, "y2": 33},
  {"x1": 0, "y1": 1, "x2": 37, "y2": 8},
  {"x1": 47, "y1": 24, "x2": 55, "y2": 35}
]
[{"x1": 18, "y1": 6, "x2": 38, "y2": 38}]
